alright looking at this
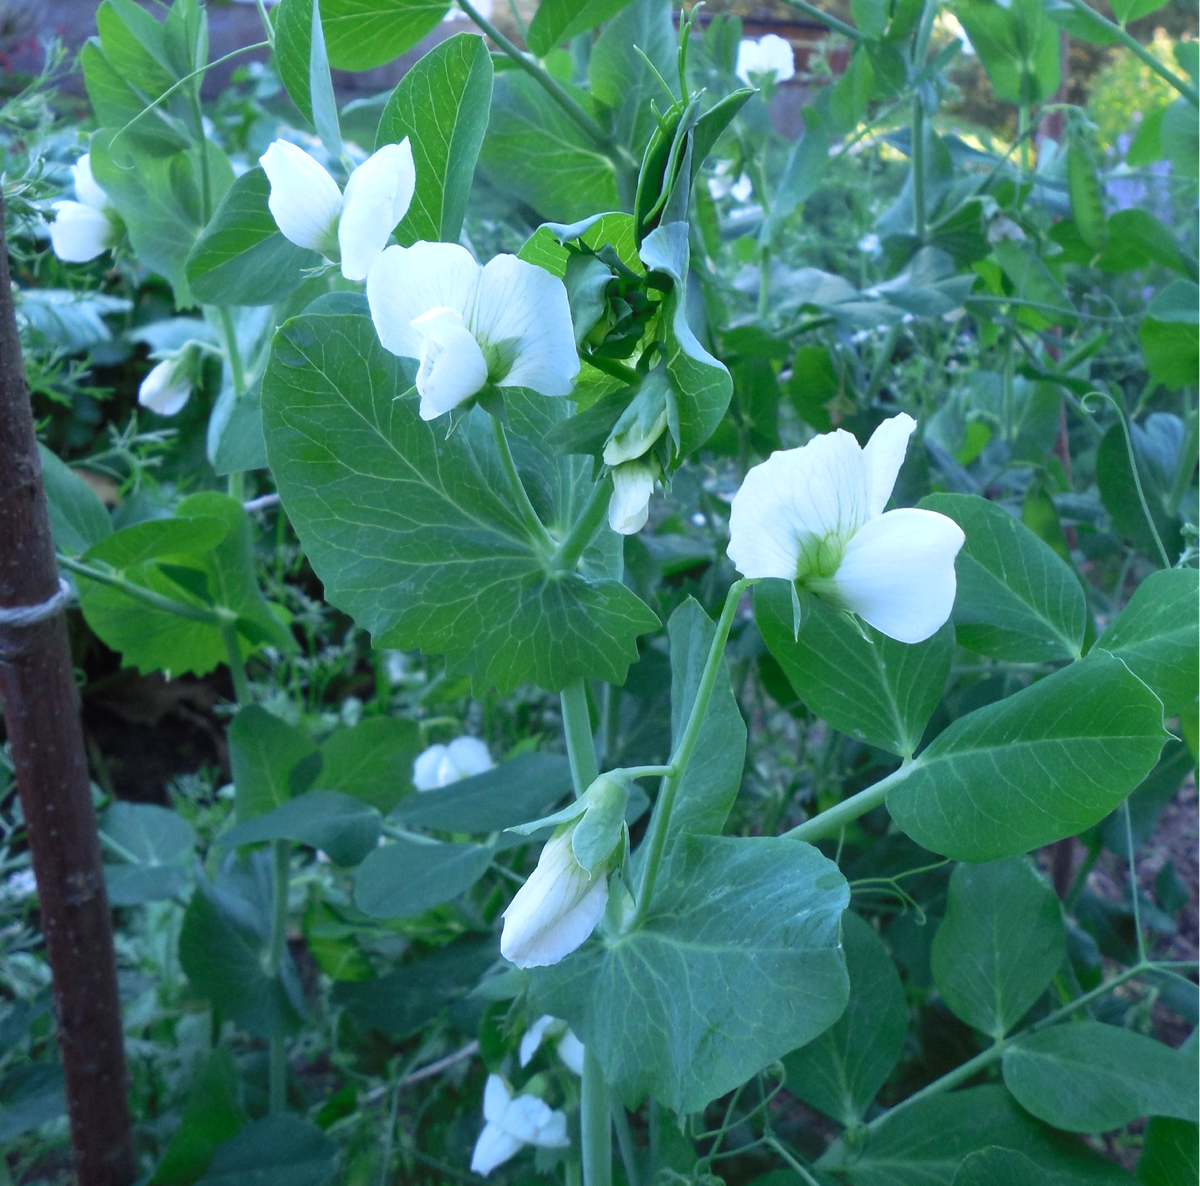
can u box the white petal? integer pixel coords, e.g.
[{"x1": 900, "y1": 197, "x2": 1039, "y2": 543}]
[
  {"x1": 72, "y1": 153, "x2": 108, "y2": 210},
  {"x1": 519, "y1": 1015, "x2": 557, "y2": 1067},
  {"x1": 862, "y1": 413, "x2": 917, "y2": 518},
  {"x1": 367, "y1": 242, "x2": 480, "y2": 359},
  {"x1": 259, "y1": 140, "x2": 342, "y2": 256},
  {"x1": 826, "y1": 507, "x2": 965, "y2": 643},
  {"x1": 735, "y1": 39, "x2": 761, "y2": 85},
  {"x1": 758, "y1": 34, "x2": 796, "y2": 82},
  {"x1": 138, "y1": 359, "x2": 192, "y2": 416},
  {"x1": 500, "y1": 831, "x2": 608, "y2": 969},
  {"x1": 482, "y1": 1074, "x2": 511, "y2": 1124},
  {"x1": 730, "y1": 174, "x2": 754, "y2": 203},
  {"x1": 470, "y1": 1121, "x2": 523, "y2": 1176},
  {"x1": 608, "y1": 462, "x2": 655, "y2": 535},
  {"x1": 446, "y1": 736, "x2": 494, "y2": 781},
  {"x1": 413, "y1": 307, "x2": 489, "y2": 420},
  {"x1": 471, "y1": 255, "x2": 579, "y2": 396},
  {"x1": 48, "y1": 201, "x2": 113, "y2": 263},
  {"x1": 727, "y1": 431, "x2": 870, "y2": 581},
  {"x1": 504, "y1": 1094, "x2": 570, "y2": 1148},
  {"x1": 337, "y1": 140, "x2": 416, "y2": 282},
  {"x1": 413, "y1": 744, "x2": 449, "y2": 791},
  {"x1": 557, "y1": 1031, "x2": 585, "y2": 1076}
]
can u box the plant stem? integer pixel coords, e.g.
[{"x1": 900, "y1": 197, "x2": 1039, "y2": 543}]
[
  {"x1": 267, "y1": 839, "x2": 291, "y2": 1114},
  {"x1": 57, "y1": 555, "x2": 224, "y2": 625},
  {"x1": 785, "y1": 759, "x2": 919, "y2": 843},
  {"x1": 217, "y1": 307, "x2": 247, "y2": 398},
  {"x1": 580, "y1": 350, "x2": 640, "y2": 386},
  {"x1": 911, "y1": 96, "x2": 926, "y2": 243},
  {"x1": 581, "y1": 1047, "x2": 613, "y2": 1186},
  {"x1": 491, "y1": 415, "x2": 555, "y2": 553},
  {"x1": 219, "y1": 613, "x2": 250, "y2": 703},
  {"x1": 1056, "y1": 0, "x2": 1198, "y2": 105},
  {"x1": 555, "y1": 477, "x2": 613, "y2": 571},
  {"x1": 612, "y1": 1101, "x2": 640, "y2": 1186},
  {"x1": 775, "y1": 0, "x2": 865, "y2": 41},
  {"x1": 632, "y1": 579, "x2": 750, "y2": 924},
  {"x1": 561, "y1": 679, "x2": 599, "y2": 795},
  {"x1": 456, "y1": 0, "x2": 637, "y2": 172}
]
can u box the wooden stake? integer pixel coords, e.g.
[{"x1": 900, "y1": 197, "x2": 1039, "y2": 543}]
[{"x1": 0, "y1": 197, "x2": 136, "y2": 1184}]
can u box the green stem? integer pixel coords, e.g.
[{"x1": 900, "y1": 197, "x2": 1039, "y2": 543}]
[
  {"x1": 58, "y1": 555, "x2": 223, "y2": 625},
  {"x1": 580, "y1": 350, "x2": 640, "y2": 386},
  {"x1": 554, "y1": 477, "x2": 613, "y2": 572},
  {"x1": 219, "y1": 613, "x2": 250, "y2": 704},
  {"x1": 757, "y1": 249, "x2": 771, "y2": 320},
  {"x1": 266, "y1": 839, "x2": 291, "y2": 1114},
  {"x1": 217, "y1": 307, "x2": 247, "y2": 398},
  {"x1": 785, "y1": 759, "x2": 919, "y2": 843},
  {"x1": 775, "y1": 0, "x2": 865, "y2": 41},
  {"x1": 456, "y1": 0, "x2": 637, "y2": 171},
  {"x1": 632, "y1": 579, "x2": 750, "y2": 925},
  {"x1": 560, "y1": 679, "x2": 599, "y2": 796},
  {"x1": 581, "y1": 1047, "x2": 612, "y2": 1186},
  {"x1": 612, "y1": 1101, "x2": 640, "y2": 1186},
  {"x1": 1056, "y1": 0, "x2": 1198, "y2": 105},
  {"x1": 491, "y1": 416, "x2": 555, "y2": 553},
  {"x1": 911, "y1": 96, "x2": 926, "y2": 243}
]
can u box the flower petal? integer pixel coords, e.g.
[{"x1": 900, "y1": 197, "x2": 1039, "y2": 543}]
[
  {"x1": 482, "y1": 1073, "x2": 511, "y2": 1124},
  {"x1": 519, "y1": 1015, "x2": 558, "y2": 1067},
  {"x1": 470, "y1": 1121, "x2": 523, "y2": 1176},
  {"x1": 72, "y1": 153, "x2": 108, "y2": 210},
  {"x1": 412, "y1": 744, "x2": 449, "y2": 791},
  {"x1": 446, "y1": 736, "x2": 494, "y2": 780},
  {"x1": 727, "y1": 431, "x2": 870, "y2": 581},
  {"x1": 826, "y1": 507, "x2": 965, "y2": 643},
  {"x1": 138, "y1": 358, "x2": 192, "y2": 416},
  {"x1": 49, "y1": 201, "x2": 113, "y2": 263},
  {"x1": 259, "y1": 141, "x2": 343, "y2": 256},
  {"x1": 862, "y1": 413, "x2": 916, "y2": 518},
  {"x1": 608, "y1": 462, "x2": 655, "y2": 535},
  {"x1": 366, "y1": 241, "x2": 480, "y2": 360},
  {"x1": 557, "y1": 1031, "x2": 585, "y2": 1076},
  {"x1": 413, "y1": 307, "x2": 489, "y2": 420},
  {"x1": 338, "y1": 141, "x2": 415, "y2": 281},
  {"x1": 500, "y1": 831, "x2": 608, "y2": 969},
  {"x1": 471, "y1": 255, "x2": 579, "y2": 396},
  {"x1": 758, "y1": 33, "x2": 796, "y2": 81},
  {"x1": 505, "y1": 1094, "x2": 570, "y2": 1148}
]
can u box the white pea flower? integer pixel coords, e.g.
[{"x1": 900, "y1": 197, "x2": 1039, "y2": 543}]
[
  {"x1": 49, "y1": 154, "x2": 117, "y2": 263},
  {"x1": 2, "y1": 869, "x2": 38, "y2": 902},
  {"x1": 608, "y1": 459, "x2": 659, "y2": 536},
  {"x1": 138, "y1": 355, "x2": 193, "y2": 417},
  {"x1": 412, "y1": 736, "x2": 494, "y2": 791},
  {"x1": 366, "y1": 242, "x2": 579, "y2": 421},
  {"x1": 728, "y1": 414, "x2": 965, "y2": 644},
  {"x1": 518, "y1": 1015, "x2": 585, "y2": 1075},
  {"x1": 857, "y1": 232, "x2": 882, "y2": 256},
  {"x1": 258, "y1": 138, "x2": 415, "y2": 282},
  {"x1": 500, "y1": 828, "x2": 609, "y2": 969},
  {"x1": 556, "y1": 1029, "x2": 585, "y2": 1076},
  {"x1": 735, "y1": 34, "x2": 796, "y2": 87},
  {"x1": 471, "y1": 1074, "x2": 569, "y2": 1176}
]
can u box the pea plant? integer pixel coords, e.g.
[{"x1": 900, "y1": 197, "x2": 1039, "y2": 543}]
[{"x1": 2, "y1": 0, "x2": 1198, "y2": 1182}]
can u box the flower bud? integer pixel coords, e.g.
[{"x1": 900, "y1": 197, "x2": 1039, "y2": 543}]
[
  {"x1": 608, "y1": 459, "x2": 659, "y2": 536},
  {"x1": 49, "y1": 201, "x2": 116, "y2": 263},
  {"x1": 138, "y1": 353, "x2": 194, "y2": 417}
]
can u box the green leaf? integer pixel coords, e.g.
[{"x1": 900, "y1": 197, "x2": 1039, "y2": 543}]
[
  {"x1": 639, "y1": 221, "x2": 732, "y2": 459},
  {"x1": 150, "y1": 1050, "x2": 244, "y2": 1186},
  {"x1": 220, "y1": 791, "x2": 381, "y2": 867},
  {"x1": 261, "y1": 308, "x2": 658, "y2": 693},
  {"x1": 229, "y1": 706, "x2": 317, "y2": 824},
  {"x1": 37, "y1": 446, "x2": 111, "y2": 558},
  {"x1": 589, "y1": 0, "x2": 679, "y2": 154},
  {"x1": 89, "y1": 133, "x2": 234, "y2": 307},
  {"x1": 1139, "y1": 281, "x2": 1200, "y2": 389},
  {"x1": 532, "y1": 834, "x2": 850, "y2": 1113},
  {"x1": 931, "y1": 858, "x2": 1065, "y2": 1038},
  {"x1": 101, "y1": 801, "x2": 196, "y2": 906},
  {"x1": 763, "y1": 112, "x2": 830, "y2": 243},
  {"x1": 756, "y1": 583, "x2": 952, "y2": 758},
  {"x1": 376, "y1": 34, "x2": 493, "y2": 245},
  {"x1": 1110, "y1": 0, "x2": 1171, "y2": 25},
  {"x1": 888, "y1": 651, "x2": 1168, "y2": 861},
  {"x1": 317, "y1": 717, "x2": 422, "y2": 813},
  {"x1": 480, "y1": 72, "x2": 620, "y2": 222},
  {"x1": 209, "y1": 382, "x2": 269, "y2": 477},
  {"x1": 528, "y1": 0, "x2": 636, "y2": 56},
  {"x1": 666, "y1": 598, "x2": 746, "y2": 837},
  {"x1": 392, "y1": 752, "x2": 572, "y2": 831},
  {"x1": 353, "y1": 837, "x2": 493, "y2": 918},
  {"x1": 331, "y1": 937, "x2": 494, "y2": 1036},
  {"x1": 991, "y1": 238, "x2": 1077, "y2": 330},
  {"x1": 196, "y1": 1115, "x2": 337, "y2": 1186},
  {"x1": 308, "y1": 0, "x2": 343, "y2": 160},
  {"x1": 957, "y1": 0, "x2": 1060, "y2": 105},
  {"x1": 1002, "y1": 1022, "x2": 1199, "y2": 1132},
  {"x1": 322, "y1": 0, "x2": 448, "y2": 70},
  {"x1": 1137, "y1": 1117, "x2": 1199, "y2": 1186},
  {"x1": 186, "y1": 167, "x2": 320, "y2": 306},
  {"x1": 1096, "y1": 568, "x2": 1198, "y2": 717},
  {"x1": 784, "y1": 911, "x2": 907, "y2": 1126},
  {"x1": 952, "y1": 1149, "x2": 1053, "y2": 1186},
  {"x1": 179, "y1": 857, "x2": 305, "y2": 1039},
  {"x1": 821, "y1": 1085, "x2": 1135, "y2": 1185}
]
